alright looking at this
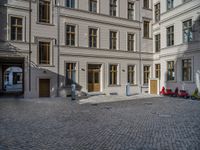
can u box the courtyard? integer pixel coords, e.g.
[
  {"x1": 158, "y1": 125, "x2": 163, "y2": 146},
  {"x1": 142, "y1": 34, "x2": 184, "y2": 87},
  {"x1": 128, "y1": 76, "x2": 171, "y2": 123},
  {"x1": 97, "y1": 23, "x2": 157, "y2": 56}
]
[{"x1": 0, "y1": 96, "x2": 200, "y2": 150}]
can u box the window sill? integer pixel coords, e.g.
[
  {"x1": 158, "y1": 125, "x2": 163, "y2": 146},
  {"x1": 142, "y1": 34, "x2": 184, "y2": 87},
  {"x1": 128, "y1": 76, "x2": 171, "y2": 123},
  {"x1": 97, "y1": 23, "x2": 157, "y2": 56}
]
[
  {"x1": 129, "y1": 84, "x2": 138, "y2": 86},
  {"x1": 142, "y1": 85, "x2": 149, "y2": 88},
  {"x1": 183, "y1": 41, "x2": 194, "y2": 44},
  {"x1": 166, "y1": 80, "x2": 177, "y2": 83},
  {"x1": 38, "y1": 65, "x2": 55, "y2": 67},
  {"x1": 142, "y1": 7, "x2": 152, "y2": 11},
  {"x1": 36, "y1": 22, "x2": 55, "y2": 26},
  {"x1": 143, "y1": 37, "x2": 153, "y2": 40},
  {"x1": 9, "y1": 40, "x2": 25, "y2": 43},
  {"x1": 66, "y1": 45, "x2": 76, "y2": 47},
  {"x1": 166, "y1": 45, "x2": 175, "y2": 48},
  {"x1": 108, "y1": 85, "x2": 121, "y2": 87},
  {"x1": 180, "y1": 81, "x2": 194, "y2": 84}
]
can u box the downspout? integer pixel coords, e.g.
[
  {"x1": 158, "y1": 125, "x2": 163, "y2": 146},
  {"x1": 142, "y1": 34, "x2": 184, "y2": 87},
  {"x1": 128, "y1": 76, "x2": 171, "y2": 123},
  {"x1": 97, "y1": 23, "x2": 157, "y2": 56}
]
[
  {"x1": 137, "y1": 0, "x2": 142, "y2": 94},
  {"x1": 29, "y1": 0, "x2": 32, "y2": 91},
  {"x1": 57, "y1": 0, "x2": 60, "y2": 97}
]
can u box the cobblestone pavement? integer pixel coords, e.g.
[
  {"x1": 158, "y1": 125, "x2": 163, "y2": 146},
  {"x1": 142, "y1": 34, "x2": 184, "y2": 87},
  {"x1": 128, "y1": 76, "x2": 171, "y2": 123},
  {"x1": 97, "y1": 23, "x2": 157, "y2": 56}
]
[{"x1": 0, "y1": 97, "x2": 200, "y2": 150}]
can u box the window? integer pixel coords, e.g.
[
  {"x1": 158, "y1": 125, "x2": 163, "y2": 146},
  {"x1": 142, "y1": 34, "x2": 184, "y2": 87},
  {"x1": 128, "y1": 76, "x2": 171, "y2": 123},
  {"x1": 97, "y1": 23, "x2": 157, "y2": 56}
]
[
  {"x1": 155, "y1": 64, "x2": 160, "y2": 79},
  {"x1": 182, "y1": 59, "x2": 191, "y2": 81},
  {"x1": 109, "y1": 64, "x2": 118, "y2": 85},
  {"x1": 66, "y1": 25, "x2": 75, "y2": 46},
  {"x1": 155, "y1": 34, "x2": 160, "y2": 52},
  {"x1": 110, "y1": 0, "x2": 117, "y2": 16},
  {"x1": 66, "y1": 0, "x2": 75, "y2": 8},
  {"x1": 89, "y1": 28, "x2": 97, "y2": 48},
  {"x1": 128, "y1": 65, "x2": 135, "y2": 84},
  {"x1": 144, "y1": 66, "x2": 150, "y2": 84},
  {"x1": 39, "y1": 41, "x2": 50, "y2": 65},
  {"x1": 155, "y1": 3, "x2": 160, "y2": 22},
  {"x1": 167, "y1": 0, "x2": 174, "y2": 10},
  {"x1": 143, "y1": 0, "x2": 149, "y2": 9},
  {"x1": 128, "y1": 34, "x2": 134, "y2": 51},
  {"x1": 89, "y1": 0, "x2": 97, "y2": 13},
  {"x1": 39, "y1": 0, "x2": 50, "y2": 23},
  {"x1": 10, "y1": 17, "x2": 23, "y2": 41},
  {"x1": 144, "y1": 21, "x2": 150, "y2": 38},
  {"x1": 128, "y1": 2, "x2": 134, "y2": 20},
  {"x1": 167, "y1": 61, "x2": 175, "y2": 81},
  {"x1": 183, "y1": 19, "x2": 193, "y2": 43},
  {"x1": 167, "y1": 26, "x2": 174, "y2": 46},
  {"x1": 110, "y1": 31, "x2": 117, "y2": 50},
  {"x1": 66, "y1": 63, "x2": 76, "y2": 85}
]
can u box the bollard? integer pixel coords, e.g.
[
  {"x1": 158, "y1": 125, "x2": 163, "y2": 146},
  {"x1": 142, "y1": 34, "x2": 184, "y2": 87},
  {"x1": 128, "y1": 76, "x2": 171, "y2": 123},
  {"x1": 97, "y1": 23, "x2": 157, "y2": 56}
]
[
  {"x1": 126, "y1": 83, "x2": 130, "y2": 96},
  {"x1": 71, "y1": 84, "x2": 76, "y2": 100}
]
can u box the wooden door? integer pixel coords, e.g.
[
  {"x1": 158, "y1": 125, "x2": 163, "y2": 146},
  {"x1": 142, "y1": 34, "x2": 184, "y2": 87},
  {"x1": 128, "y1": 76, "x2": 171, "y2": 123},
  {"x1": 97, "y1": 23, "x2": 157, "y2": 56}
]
[
  {"x1": 150, "y1": 80, "x2": 157, "y2": 95},
  {"x1": 88, "y1": 65, "x2": 101, "y2": 92},
  {"x1": 39, "y1": 79, "x2": 50, "y2": 97}
]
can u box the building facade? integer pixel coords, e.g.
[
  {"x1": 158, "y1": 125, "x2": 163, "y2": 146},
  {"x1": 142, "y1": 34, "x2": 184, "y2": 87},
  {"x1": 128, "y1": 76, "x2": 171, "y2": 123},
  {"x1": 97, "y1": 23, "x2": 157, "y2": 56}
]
[
  {"x1": 0, "y1": 0, "x2": 153, "y2": 98},
  {"x1": 152, "y1": 0, "x2": 200, "y2": 94},
  {"x1": 1, "y1": 0, "x2": 199, "y2": 98}
]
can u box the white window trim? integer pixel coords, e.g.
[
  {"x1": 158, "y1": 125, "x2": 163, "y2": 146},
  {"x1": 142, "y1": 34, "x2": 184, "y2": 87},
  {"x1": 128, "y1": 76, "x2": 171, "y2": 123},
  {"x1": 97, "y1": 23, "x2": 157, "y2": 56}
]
[
  {"x1": 37, "y1": 38, "x2": 54, "y2": 66},
  {"x1": 109, "y1": 30, "x2": 119, "y2": 50},
  {"x1": 166, "y1": 60, "x2": 177, "y2": 82},
  {"x1": 127, "y1": 32, "x2": 136, "y2": 52},
  {"x1": 108, "y1": 63, "x2": 120, "y2": 86},
  {"x1": 37, "y1": 0, "x2": 53, "y2": 24},
  {"x1": 8, "y1": 15, "x2": 25, "y2": 42},
  {"x1": 143, "y1": 64, "x2": 151, "y2": 86},
  {"x1": 88, "y1": 26, "x2": 99, "y2": 48},
  {"x1": 64, "y1": 61, "x2": 79, "y2": 86},
  {"x1": 181, "y1": 57, "x2": 193, "y2": 82},
  {"x1": 65, "y1": 23, "x2": 78, "y2": 47},
  {"x1": 127, "y1": 64, "x2": 136, "y2": 85}
]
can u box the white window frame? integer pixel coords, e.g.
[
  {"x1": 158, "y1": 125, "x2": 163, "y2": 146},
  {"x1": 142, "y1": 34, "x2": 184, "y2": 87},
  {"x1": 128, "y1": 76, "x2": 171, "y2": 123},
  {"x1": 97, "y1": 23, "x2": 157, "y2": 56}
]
[
  {"x1": 8, "y1": 15, "x2": 25, "y2": 42},
  {"x1": 37, "y1": 0, "x2": 53, "y2": 24},
  {"x1": 37, "y1": 38, "x2": 53, "y2": 66},
  {"x1": 108, "y1": 64, "x2": 120, "y2": 86}
]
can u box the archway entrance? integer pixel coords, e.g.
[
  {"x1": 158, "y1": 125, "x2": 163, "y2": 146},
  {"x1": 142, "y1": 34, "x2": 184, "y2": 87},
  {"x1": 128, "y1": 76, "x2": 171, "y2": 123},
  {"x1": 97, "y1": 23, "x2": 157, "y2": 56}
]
[
  {"x1": 0, "y1": 57, "x2": 24, "y2": 97},
  {"x1": 3, "y1": 66, "x2": 23, "y2": 92}
]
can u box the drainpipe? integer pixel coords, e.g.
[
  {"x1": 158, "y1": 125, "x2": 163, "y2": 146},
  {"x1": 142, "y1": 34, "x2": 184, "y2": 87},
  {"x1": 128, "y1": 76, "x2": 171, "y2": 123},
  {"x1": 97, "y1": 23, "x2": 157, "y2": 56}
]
[
  {"x1": 136, "y1": 0, "x2": 142, "y2": 94},
  {"x1": 29, "y1": 0, "x2": 32, "y2": 91},
  {"x1": 57, "y1": 0, "x2": 60, "y2": 97}
]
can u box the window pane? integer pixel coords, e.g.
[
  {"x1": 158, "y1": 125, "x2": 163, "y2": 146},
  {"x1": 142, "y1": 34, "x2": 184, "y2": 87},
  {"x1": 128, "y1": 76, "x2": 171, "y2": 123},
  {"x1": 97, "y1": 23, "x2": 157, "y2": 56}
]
[
  {"x1": 183, "y1": 20, "x2": 193, "y2": 43},
  {"x1": 144, "y1": 66, "x2": 150, "y2": 84},
  {"x1": 89, "y1": 0, "x2": 97, "y2": 12},
  {"x1": 144, "y1": 0, "x2": 149, "y2": 9},
  {"x1": 66, "y1": 63, "x2": 76, "y2": 85},
  {"x1": 39, "y1": 0, "x2": 50, "y2": 23},
  {"x1": 109, "y1": 65, "x2": 118, "y2": 85},
  {"x1": 144, "y1": 21, "x2": 149, "y2": 38},
  {"x1": 182, "y1": 59, "x2": 191, "y2": 81},
  {"x1": 66, "y1": 25, "x2": 75, "y2": 46},
  {"x1": 110, "y1": 31, "x2": 117, "y2": 49},
  {"x1": 39, "y1": 42, "x2": 50, "y2": 64},
  {"x1": 10, "y1": 17, "x2": 23, "y2": 41},
  {"x1": 110, "y1": 0, "x2": 117, "y2": 16},
  {"x1": 128, "y1": 2, "x2": 134, "y2": 20}
]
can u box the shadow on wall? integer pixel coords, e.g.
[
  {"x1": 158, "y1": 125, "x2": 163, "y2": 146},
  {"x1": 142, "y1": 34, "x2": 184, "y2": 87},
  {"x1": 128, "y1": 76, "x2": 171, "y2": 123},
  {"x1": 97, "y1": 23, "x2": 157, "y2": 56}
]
[
  {"x1": 30, "y1": 64, "x2": 85, "y2": 98},
  {"x1": 0, "y1": 42, "x2": 85, "y2": 98},
  {"x1": 165, "y1": 14, "x2": 200, "y2": 94}
]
